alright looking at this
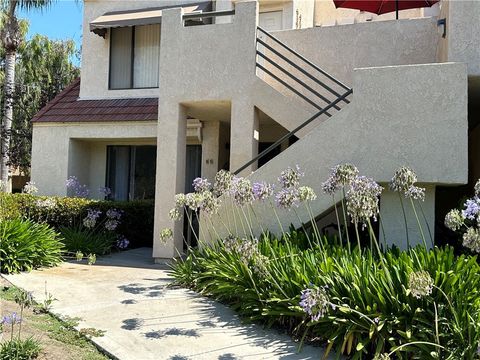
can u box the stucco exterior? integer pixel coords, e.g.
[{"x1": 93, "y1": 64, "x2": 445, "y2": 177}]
[
  {"x1": 203, "y1": 62, "x2": 468, "y2": 248},
  {"x1": 29, "y1": 0, "x2": 477, "y2": 259}
]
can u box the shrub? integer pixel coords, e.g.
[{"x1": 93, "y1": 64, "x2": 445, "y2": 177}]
[
  {"x1": 0, "y1": 193, "x2": 154, "y2": 248},
  {"x1": 0, "y1": 218, "x2": 63, "y2": 274},
  {"x1": 0, "y1": 338, "x2": 41, "y2": 360},
  {"x1": 172, "y1": 233, "x2": 480, "y2": 359},
  {"x1": 59, "y1": 225, "x2": 116, "y2": 255}
]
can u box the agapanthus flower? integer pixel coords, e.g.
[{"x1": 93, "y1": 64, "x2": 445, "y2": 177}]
[
  {"x1": 23, "y1": 181, "x2": 38, "y2": 195},
  {"x1": 230, "y1": 177, "x2": 254, "y2": 207},
  {"x1": 36, "y1": 198, "x2": 56, "y2": 209},
  {"x1": 223, "y1": 235, "x2": 241, "y2": 253},
  {"x1": 408, "y1": 270, "x2": 433, "y2": 299},
  {"x1": 185, "y1": 192, "x2": 202, "y2": 211},
  {"x1": 213, "y1": 170, "x2": 233, "y2": 196},
  {"x1": 445, "y1": 209, "x2": 464, "y2": 231},
  {"x1": 463, "y1": 227, "x2": 480, "y2": 253},
  {"x1": 299, "y1": 287, "x2": 331, "y2": 321},
  {"x1": 174, "y1": 193, "x2": 187, "y2": 208},
  {"x1": 75, "y1": 251, "x2": 83, "y2": 261},
  {"x1": 83, "y1": 209, "x2": 102, "y2": 229},
  {"x1": 87, "y1": 253, "x2": 96, "y2": 265},
  {"x1": 346, "y1": 176, "x2": 383, "y2": 226},
  {"x1": 159, "y1": 228, "x2": 174, "y2": 244},
  {"x1": 278, "y1": 165, "x2": 304, "y2": 189},
  {"x1": 236, "y1": 238, "x2": 260, "y2": 264},
  {"x1": 252, "y1": 254, "x2": 269, "y2": 277},
  {"x1": 1, "y1": 312, "x2": 21, "y2": 325},
  {"x1": 99, "y1": 186, "x2": 112, "y2": 197},
  {"x1": 104, "y1": 219, "x2": 120, "y2": 231},
  {"x1": 106, "y1": 208, "x2": 122, "y2": 220},
  {"x1": 193, "y1": 177, "x2": 211, "y2": 193},
  {"x1": 405, "y1": 186, "x2": 425, "y2": 201},
  {"x1": 223, "y1": 236, "x2": 260, "y2": 264},
  {"x1": 298, "y1": 186, "x2": 317, "y2": 202},
  {"x1": 252, "y1": 181, "x2": 275, "y2": 201},
  {"x1": 116, "y1": 235, "x2": 129, "y2": 249},
  {"x1": 199, "y1": 191, "x2": 220, "y2": 215},
  {"x1": 322, "y1": 163, "x2": 359, "y2": 195},
  {"x1": 169, "y1": 208, "x2": 182, "y2": 221},
  {"x1": 475, "y1": 179, "x2": 480, "y2": 197},
  {"x1": 462, "y1": 198, "x2": 480, "y2": 221},
  {"x1": 275, "y1": 187, "x2": 300, "y2": 210},
  {"x1": 65, "y1": 176, "x2": 79, "y2": 189},
  {"x1": 390, "y1": 166, "x2": 418, "y2": 193},
  {"x1": 66, "y1": 176, "x2": 89, "y2": 198}
]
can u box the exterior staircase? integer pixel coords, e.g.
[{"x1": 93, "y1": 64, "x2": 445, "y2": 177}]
[{"x1": 237, "y1": 26, "x2": 353, "y2": 174}]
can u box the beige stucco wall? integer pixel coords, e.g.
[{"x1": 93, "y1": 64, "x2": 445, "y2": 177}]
[
  {"x1": 272, "y1": 17, "x2": 439, "y2": 86},
  {"x1": 80, "y1": 0, "x2": 203, "y2": 100},
  {"x1": 203, "y1": 62, "x2": 468, "y2": 249},
  {"x1": 437, "y1": 0, "x2": 480, "y2": 77},
  {"x1": 31, "y1": 122, "x2": 158, "y2": 197}
]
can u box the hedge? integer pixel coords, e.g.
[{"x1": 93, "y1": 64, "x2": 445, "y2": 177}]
[{"x1": 0, "y1": 194, "x2": 154, "y2": 248}]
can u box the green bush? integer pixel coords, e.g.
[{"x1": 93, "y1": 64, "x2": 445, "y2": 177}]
[
  {"x1": 0, "y1": 338, "x2": 41, "y2": 360},
  {"x1": 0, "y1": 218, "x2": 64, "y2": 274},
  {"x1": 172, "y1": 233, "x2": 480, "y2": 359},
  {"x1": 0, "y1": 193, "x2": 154, "y2": 248},
  {"x1": 59, "y1": 225, "x2": 116, "y2": 255}
]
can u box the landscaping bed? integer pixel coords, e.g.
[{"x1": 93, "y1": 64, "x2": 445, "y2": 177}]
[{"x1": 0, "y1": 277, "x2": 110, "y2": 360}]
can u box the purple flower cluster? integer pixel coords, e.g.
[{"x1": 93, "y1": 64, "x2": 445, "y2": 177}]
[
  {"x1": 462, "y1": 198, "x2": 480, "y2": 221},
  {"x1": 230, "y1": 177, "x2": 254, "y2": 207},
  {"x1": 275, "y1": 187, "x2": 299, "y2": 210},
  {"x1": 99, "y1": 186, "x2": 112, "y2": 197},
  {"x1": 104, "y1": 208, "x2": 122, "y2": 231},
  {"x1": 193, "y1": 177, "x2": 211, "y2": 193},
  {"x1": 346, "y1": 176, "x2": 383, "y2": 226},
  {"x1": 213, "y1": 170, "x2": 233, "y2": 196},
  {"x1": 199, "y1": 191, "x2": 220, "y2": 215},
  {"x1": 1, "y1": 312, "x2": 21, "y2": 325},
  {"x1": 252, "y1": 181, "x2": 275, "y2": 201},
  {"x1": 116, "y1": 235, "x2": 130, "y2": 249},
  {"x1": 390, "y1": 166, "x2": 426, "y2": 202},
  {"x1": 66, "y1": 176, "x2": 90, "y2": 198},
  {"x1": 299, "y1": 286, "x2": 332, "y2": 321},
  {"x1": 83, "y1": 209, "x2": 102, "y2": 229},
  {"x1": 278, "y1": 165, "x2": 304, "y2": 189},
  {"x1": 322, "y1": 163, "x2": 359, "y2": 195}
]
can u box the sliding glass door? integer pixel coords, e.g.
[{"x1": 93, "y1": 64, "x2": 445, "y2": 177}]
[{"x1": 106, "y1": 145, "x2": 157, "y2": 201}]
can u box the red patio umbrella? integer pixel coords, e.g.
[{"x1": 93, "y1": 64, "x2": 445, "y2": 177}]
[{"x1": 333, "y1": 0, "x2": 439, "y2": 20}]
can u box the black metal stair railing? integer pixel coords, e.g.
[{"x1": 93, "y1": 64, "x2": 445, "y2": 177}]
[{"x1": 233, "y1": 26, "x2": 353, "y2": 175}]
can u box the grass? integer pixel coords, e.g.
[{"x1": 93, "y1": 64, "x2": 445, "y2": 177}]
[{"x1": 0, "y1": 281, "x2": 110, "y2": 360}]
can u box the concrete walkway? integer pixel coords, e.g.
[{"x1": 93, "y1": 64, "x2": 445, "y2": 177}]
[{"x1": 3, "y1": 248, "x2": 331, "y2": 360}]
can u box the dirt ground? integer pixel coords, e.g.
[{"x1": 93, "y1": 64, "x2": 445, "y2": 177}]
[{"x1": 0, "y1": 276, "x2": 110, "y2": 360}]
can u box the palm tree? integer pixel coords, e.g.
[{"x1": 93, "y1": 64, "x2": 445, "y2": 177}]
[{"x1": 0, "y1": 0, "x2": 54, "y2": 191}]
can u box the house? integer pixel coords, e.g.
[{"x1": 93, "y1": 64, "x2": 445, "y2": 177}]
[{"x1": 31, "y1": 0, "x2": 479, "y2": 261}]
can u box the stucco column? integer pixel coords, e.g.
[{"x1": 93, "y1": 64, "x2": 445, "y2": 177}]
[
  {"x1": 201, "y1": 120, "x2": 220, "y2": 181},
  {"x1": 30, "y1": 125, "x2": 69, "y2": 196},
  {"x1": 153, "y1": 104, "x2": 187, "y2": 260},
  {"x1": 379, "y1": 185, "x2": 435, "y2": 250},
  {"x1": 229, "y1": 101, "x2": 260, "y2": 176}
]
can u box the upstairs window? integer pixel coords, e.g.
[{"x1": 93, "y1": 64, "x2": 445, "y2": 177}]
[{"x1": 109, "y1": 24, "x2": 160, "y2": 89}]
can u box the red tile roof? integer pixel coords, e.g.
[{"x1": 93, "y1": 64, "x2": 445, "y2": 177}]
[{"x1": 32, "y1": 78, "x2": 158, "y2": 123}]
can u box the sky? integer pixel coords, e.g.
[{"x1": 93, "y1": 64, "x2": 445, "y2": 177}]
[{"x1": 18, "y1": 0, "x2": 83, "y2": 65}]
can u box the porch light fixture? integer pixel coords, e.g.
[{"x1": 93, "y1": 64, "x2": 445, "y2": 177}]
[{"x1": 437, "y1": 18, "x2": 446, "y2": 38}]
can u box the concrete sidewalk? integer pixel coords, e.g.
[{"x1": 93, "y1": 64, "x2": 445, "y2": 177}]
[{"x1": 3, "y1": 248, "x2": 331, "y2": 360}]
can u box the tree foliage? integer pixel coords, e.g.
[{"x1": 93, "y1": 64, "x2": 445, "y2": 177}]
[{"x1": 0, "y1": 26, "x2": 80, "y2": 174}]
